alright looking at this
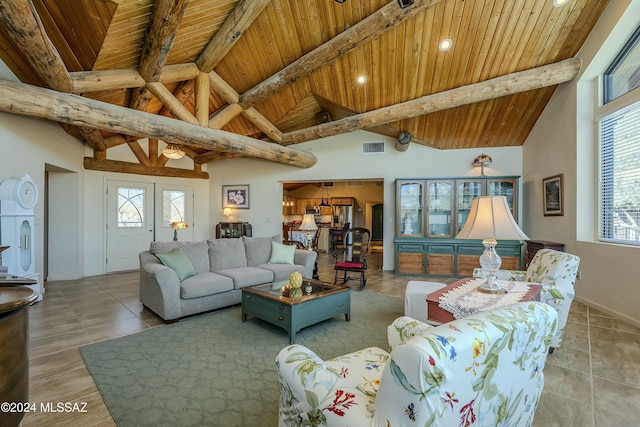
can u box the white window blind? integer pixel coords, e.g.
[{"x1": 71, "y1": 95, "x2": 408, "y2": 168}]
[{"x1": 599, "y1": 100, "x2": 640, "y2": 244}]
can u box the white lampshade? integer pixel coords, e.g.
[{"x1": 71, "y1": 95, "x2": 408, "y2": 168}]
[
  {"x1": 299, "y1": 214, "x2": 318, "y2": 231},
  {"x1": 456, "y1": 196, "x2": 528, "y2": 241}
]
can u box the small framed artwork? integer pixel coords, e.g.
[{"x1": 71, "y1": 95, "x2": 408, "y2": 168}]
[
  {"x1": 222, "y1": 185, "x2": 250, "y2": 209},
  {"x1": 543, "y1": 174, "x2": 563, "y2": 216}
]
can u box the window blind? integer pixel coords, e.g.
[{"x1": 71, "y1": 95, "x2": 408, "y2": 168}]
[{"x1": 599, "y1": 99, "x2": 640, "y2": 244}]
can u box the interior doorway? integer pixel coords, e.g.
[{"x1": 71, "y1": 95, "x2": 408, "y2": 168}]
[{"x1": 371, "y1": 203, "x2": 384, "y2": 241}]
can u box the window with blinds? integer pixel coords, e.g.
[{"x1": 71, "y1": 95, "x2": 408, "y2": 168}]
[{"x1": 599, "y1": 100, "x2": 640, "y2": 244}]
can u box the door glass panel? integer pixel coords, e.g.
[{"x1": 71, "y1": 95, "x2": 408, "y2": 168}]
[
  {"x1": 398, "y1": 182, "x2": 423, "y2": 236},
  {"x1": 427, "y1": 181, "x2": 452, "y2": 237},
  {"x1": 117, "y1": 187, "x2": 145, "y2": 228},
  {"x1": 163, "y1": 190, "x2": 186, "y2": 227},
  {"x1": 458, "y1": 181, "x2": 483, "y2": 232},
  {"x1": 489, "y1": 180, "x2": 515, "y2": 214}
]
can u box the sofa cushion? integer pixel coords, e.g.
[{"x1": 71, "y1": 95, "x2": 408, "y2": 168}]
[
  {"x1": 208, "y1": 238, "x2": 247, "y2": 271},
  {"x1": 269, "y1": 241, "x2": 296, "y2": 264},
  {"x1": 155, "y1": 248, "x2": 196, "y2": 281},
  {"x1": 216, "y1": 266, "x2": 274, "y2": 289},
  {"x1": 257, "y1": 263, "x2": 306, "y2": 282},
  {"x1": 150, "y1": 240, "x2": 210, "y2": 274},
  {"x1": 180, "y1": 272, "x2": 234, "y2": 299},
  {"x1": 243, "y1": 235, "x2": 279, "y2": 266}
]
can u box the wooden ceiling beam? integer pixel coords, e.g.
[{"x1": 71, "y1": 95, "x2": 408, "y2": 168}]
[
  {"x1": 0, "y1": 78, "x2": 318, "y2": 169},
  {"x1": 281, "y1": 58, "x2": 582, "y2": 145},
  {"x1": 84, "y1": 158, "x2": 209, "y2": 179},
  {"x1": 131, "y1": 0, "x2": 190, "y2": 117},
  {"x1": 69, "y1": 64, "x2": 200, "y2": 94},
  {"x1": 0, "y1": 0, "x2": 72, "y2": 92},
  {"x1": 197, "y1": 0, "x2": 272, "y2": 72},
  {"x1": 138, "y1": 0, "x2": 190, "y2": 82},
  {"x1": 147, "y1": 81, "x2": 199, "y2": 125},
  {"x1": 238, "y1": 0, "x2": 445, "y2": 109}
]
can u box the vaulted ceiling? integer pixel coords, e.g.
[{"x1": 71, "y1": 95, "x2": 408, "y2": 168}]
[{"x1": 0, "y1": 0, "x2": 610, "y2": 178}]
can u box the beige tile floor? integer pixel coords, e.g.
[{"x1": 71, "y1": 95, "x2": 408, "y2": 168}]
[{"x1": 19, "y1": 251, "x2": 640, "y2": 426}]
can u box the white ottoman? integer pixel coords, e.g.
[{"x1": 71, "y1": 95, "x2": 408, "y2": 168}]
[{"x1": 404, "y1": 281, "x2": 446, "y2": 323}]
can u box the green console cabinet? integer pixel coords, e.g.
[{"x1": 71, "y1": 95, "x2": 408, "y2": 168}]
[{"x1": 395, "y1": 176, "x2": 523, "y2": 278}]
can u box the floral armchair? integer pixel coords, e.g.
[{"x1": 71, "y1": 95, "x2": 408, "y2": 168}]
[
  {"x1": 275, "y1": 302, "x2": 557, "y2": 427},
  {"x1": 473, "y1": 248, "x2": 580, "y2": 350}
]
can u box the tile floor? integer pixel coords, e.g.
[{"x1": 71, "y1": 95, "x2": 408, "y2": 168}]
[{"x1": 19, "y1": 251, "x2": 640, "y2": 426}]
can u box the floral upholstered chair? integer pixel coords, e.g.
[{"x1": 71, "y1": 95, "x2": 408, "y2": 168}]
[
  {"x1": 473, "y1": 248, "x2": 580, "y2": 351},
  {"x1": 276, "y1": 302, "x2": 557, "y2": 427}
]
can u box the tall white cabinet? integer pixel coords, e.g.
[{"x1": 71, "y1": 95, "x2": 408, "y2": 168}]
[{"x1": 0, "y1": 175, "x2": 42, "y2": 301}]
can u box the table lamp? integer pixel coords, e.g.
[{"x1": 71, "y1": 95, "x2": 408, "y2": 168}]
[
  {"x1": 455, "y1": 196, "x2": 529, "y2": 293},
  {"x1": 171, "y1": 221, "x2": 189, "y2": 241},
  {"x1": 223, "y1": 207, "x2": 232, "y2": 219},
  {"x1": 299, "y1": 214, "x2": 318, "y2": 250}
]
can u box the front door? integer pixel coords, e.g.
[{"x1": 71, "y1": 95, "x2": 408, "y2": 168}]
[
  {"x1": 106, "y1": 181, "x2": 195, "y2": 272},
  {"x1": 107, "y1": 181, "x2": 155, "y2": 272}
]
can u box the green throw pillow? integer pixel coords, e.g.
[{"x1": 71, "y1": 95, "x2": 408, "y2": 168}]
[
  {"x1": 156, "y1": 248, "x2": 196, "y2": 281},
  {"x1": 269, "y1": 241, "x2": 296, "y2": 264}
]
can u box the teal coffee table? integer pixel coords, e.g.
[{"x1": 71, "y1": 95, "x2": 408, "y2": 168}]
[{"x1": 241, "y1": 278, "x2": 350, "y2": 343}]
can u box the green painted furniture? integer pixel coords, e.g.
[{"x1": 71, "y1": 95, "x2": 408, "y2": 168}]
[{"x1": 242, "y1": 279, "x2": 350, "y2": 343}]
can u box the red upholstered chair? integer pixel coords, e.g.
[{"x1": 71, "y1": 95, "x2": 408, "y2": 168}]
[{"x1": 333, "y1": 227, "x2": 371, "y2": 290}]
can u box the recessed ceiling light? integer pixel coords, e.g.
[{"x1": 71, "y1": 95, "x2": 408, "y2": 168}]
[
  {"x1": 439, "y1": 39, "x2": 453, "y2": 52},
  {"x1": 553, "y1": 0, "x2": 569, "y2": 7},
  {"x1": 356, "y1": 75, "x2": 368, "y2": 85}
]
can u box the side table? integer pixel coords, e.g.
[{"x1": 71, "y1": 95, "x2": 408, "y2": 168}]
[{"x1": 427, "y1": 277, "x2": 541, "y2": 324}]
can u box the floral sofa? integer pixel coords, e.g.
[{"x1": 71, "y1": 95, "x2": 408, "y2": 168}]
[
  {"x1": 473, "y1": 248, "x2": 580, "y2": 350},
  {"x1": 276, "y1": 301, "x2": 557, "y2": 427},
  {"x1": 139, "y1": 235, "x2": 316, "y2": 321}
]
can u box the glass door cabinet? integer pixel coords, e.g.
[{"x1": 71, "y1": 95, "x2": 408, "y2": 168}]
[{"x1": 395, "y1": 176, "x2": 522, "y2": 277}]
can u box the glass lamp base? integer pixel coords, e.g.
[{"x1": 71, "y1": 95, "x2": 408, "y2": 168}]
[{"x1": 477, "y1": 281, "x2": 507, "y2": 294}]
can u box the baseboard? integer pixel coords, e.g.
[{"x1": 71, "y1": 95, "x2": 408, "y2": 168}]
[{"x1": 575, "y1": 296, "x2": 640, "y2": 329}]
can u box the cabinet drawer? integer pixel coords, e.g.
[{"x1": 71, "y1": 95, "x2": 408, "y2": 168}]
[
  {"x1": 397, "y1": 243, "x2": 424, "y2": 252},
  {"x1": 496, "y1": 246, "x2": 521, "y2": 256},
  {"x1": 427, "y1": 245, "x2": 454, "y2": 253},
  {"x1": 457, "y1": 246, "x2": 483, "y2": 254}
]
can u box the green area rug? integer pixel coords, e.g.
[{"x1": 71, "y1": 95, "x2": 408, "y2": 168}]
[{"x1": 80, "y1": 290, "x2": 403, "y2": 427}]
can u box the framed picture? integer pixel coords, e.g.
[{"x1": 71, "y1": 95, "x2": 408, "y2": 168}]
[
  {"x1": 543, "y1": 174, "x2": 563, "y2": 216},
  {"x1": 222, "y1": 185, "x2": 250, "y2": 209}
]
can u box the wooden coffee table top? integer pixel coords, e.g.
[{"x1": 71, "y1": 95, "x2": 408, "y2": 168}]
[
  {"x1": 242, "y1": 278, "x2": 349, "y2": 305},
  {"x1": 427, "y1": 277, "x2": 542, "y2": 324}
]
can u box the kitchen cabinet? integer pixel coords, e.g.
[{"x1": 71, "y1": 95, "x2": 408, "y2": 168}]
[{"x1": 395, "y1": 176, "x2": 522, "y2": 277}]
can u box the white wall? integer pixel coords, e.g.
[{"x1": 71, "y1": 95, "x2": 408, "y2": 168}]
[
  {"x1": 523, "y1": 0, "x2": 640, "y2": 327},
  {"x1": 210, "y1": 131, "x2": 523, "y2": 270}
]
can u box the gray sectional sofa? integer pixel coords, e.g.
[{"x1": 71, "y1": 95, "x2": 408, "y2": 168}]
[{"x1": 139, "y1": 235, "x2": 317, "y2": 321}]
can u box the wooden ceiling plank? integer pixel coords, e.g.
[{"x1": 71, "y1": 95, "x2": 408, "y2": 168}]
[
  {"x1": 197, "y1": 0, "x2": 271, "y2": 72},
  {"x1": 138, "y1": 0, "x2": 189, "y2": 81},
  {"x1": 282, "y1": 57, "x2": 581, "y2": 145},
  {"x1": 0, "y1": 0, "x2": 72, "y2": 92},
  {"x1": 0, "y1": 78, "x2": 317, "y2": 169},
  {"x1": 239, "y1": 0, "x2": 445, "y2": 109}
]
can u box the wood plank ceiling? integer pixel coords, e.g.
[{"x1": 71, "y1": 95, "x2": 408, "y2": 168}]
[{"x1": 0, "y1": 0, "x2": 610, "y2": 178}]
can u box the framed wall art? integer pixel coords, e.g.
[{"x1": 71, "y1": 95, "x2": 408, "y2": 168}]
[
  {"x1": 222, "y1": 185, "x2": 250, "y2": 209},
  {"x1": 543, "y1": 174, "x2": 563, "y2": 216}
]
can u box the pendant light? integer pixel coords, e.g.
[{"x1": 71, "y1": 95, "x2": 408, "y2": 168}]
[{"x1": 319, "y1": 184, "x2": 330, "y2": 207}]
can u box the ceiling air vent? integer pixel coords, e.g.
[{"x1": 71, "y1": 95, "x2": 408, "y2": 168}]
[
  {"x1": 346, "y1": 180, "x2": 364, "y2": 187},
  {"x1": 362, "y1": 141, "x2": 385, "y2": 154}
]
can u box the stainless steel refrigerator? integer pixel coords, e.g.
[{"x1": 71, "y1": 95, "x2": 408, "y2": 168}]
[{"x1": 332, "y1": 204, "x2": 353, "y2": 228}]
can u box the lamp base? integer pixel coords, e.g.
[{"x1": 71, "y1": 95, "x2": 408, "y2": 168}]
[{"x1": 477, "y1": 281, "x2": 507, "y2": 294}]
